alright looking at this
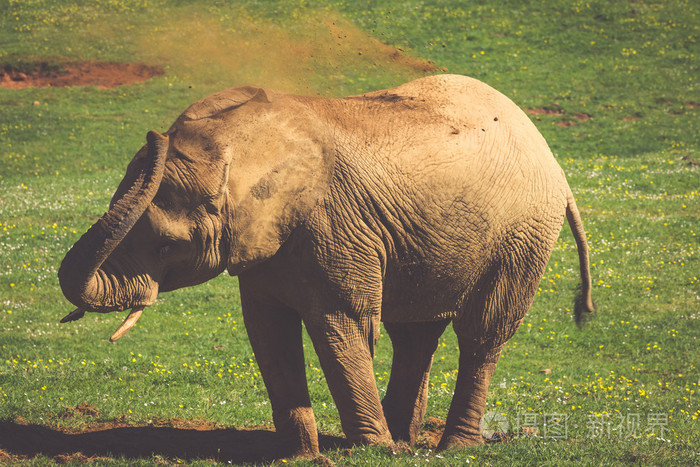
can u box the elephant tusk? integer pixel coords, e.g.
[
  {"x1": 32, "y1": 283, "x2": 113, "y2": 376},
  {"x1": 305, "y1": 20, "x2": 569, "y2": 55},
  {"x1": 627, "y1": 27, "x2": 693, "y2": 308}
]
[
  {"x1": 60, "y1": 308, "x2": 86, "y2": 323},
  {"x1": 109, "y1": 307, "x2": 145, "y2": 342}
]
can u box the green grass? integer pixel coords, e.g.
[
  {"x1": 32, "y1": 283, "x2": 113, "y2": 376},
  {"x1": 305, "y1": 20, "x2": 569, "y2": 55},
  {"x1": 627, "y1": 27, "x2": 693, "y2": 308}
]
[{"x1": 1, "y1": 0, "x2": 698, "y2": 465}]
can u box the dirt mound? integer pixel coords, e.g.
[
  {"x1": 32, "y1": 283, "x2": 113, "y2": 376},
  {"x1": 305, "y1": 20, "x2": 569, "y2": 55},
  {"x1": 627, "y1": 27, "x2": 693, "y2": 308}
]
[
  {"x1": 62, "y1": 403, "x2": 100, "y2": 419},
  {"x1": 525, "y1": 107, "x2": 595, "y2": 127},
  {"x1": 416, "y1": 416, "x2": 445, "y2": 449},
  {"x1": 0, "y1": 60, "x2": 164, "y2": 89},
  {"x1": 525, "y1": 107, "x2": 566, "y2": 116}
]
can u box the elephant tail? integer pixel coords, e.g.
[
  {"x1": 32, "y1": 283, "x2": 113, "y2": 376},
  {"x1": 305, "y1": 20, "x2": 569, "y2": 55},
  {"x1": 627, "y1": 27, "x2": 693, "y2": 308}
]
[{"x1": 565, "y1": 189, "x2": 596, "y2": 327}]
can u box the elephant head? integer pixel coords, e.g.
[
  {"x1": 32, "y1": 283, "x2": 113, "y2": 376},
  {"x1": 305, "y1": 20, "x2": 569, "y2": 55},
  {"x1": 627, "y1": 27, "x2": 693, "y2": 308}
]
[{"x1": 58, "y1": 87, "x2": 335, "y2": 340}]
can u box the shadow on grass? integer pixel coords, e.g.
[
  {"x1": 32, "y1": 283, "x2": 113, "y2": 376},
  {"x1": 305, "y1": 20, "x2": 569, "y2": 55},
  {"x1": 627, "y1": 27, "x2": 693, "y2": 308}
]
[{"x1": 0, "y1": 420, "x2": 348, "y2": 463}]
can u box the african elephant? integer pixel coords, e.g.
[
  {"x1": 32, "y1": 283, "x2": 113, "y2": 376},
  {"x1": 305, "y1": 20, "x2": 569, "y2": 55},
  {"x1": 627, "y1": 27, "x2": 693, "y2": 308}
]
[{"x1": 59, "y1": 74, "x2": 595, "y2": 455}]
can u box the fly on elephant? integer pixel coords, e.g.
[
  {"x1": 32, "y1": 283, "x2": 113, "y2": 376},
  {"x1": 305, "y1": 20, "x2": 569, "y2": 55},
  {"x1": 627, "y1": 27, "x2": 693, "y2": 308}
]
[{"x1": 59, "y1": 74, "x2": 595, "y2": 456}]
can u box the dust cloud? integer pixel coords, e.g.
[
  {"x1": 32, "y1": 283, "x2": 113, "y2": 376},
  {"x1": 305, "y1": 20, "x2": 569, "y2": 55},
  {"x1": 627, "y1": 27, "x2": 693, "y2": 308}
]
[{"x1": 135, "y1": 8, "x2": 441, "y2": 95}]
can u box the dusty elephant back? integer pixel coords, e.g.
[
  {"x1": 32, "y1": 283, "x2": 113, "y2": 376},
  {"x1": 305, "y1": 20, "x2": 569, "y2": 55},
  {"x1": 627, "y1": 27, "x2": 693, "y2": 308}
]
[
  {"x1": 308, "y1": 74, "x2": 570, "y2": 240},
  {"x1": 309, "y1": 74, "x2": 568, "y2": 214}
]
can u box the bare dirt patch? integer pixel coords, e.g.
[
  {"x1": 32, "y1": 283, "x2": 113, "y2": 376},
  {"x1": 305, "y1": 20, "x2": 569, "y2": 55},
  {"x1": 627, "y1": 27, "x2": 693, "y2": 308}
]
[
  {"x1": 525, "y1": 107, "x2": 565, "y2": 116},
  {"x1": 0, "y1": 60, "x2": 164, "y2": 89},
  {"x1": 651, "y1": 99, "x2": 699, "y2": 113},
  {"x1": 0, "y1": 448, "x2": 12, "y2": 463},
  {"x1": 682, "y1": 155, "x2": 699, "y2": 166},
  {"x1": 62, "y1": 403, "x2": 100, "y2": 419},
  {"x1": 526, "y1": 107, "x2": 593, "y2": 127},
  {"x1": 525, "y1": 106, "x2": 593, "y2": 128}
]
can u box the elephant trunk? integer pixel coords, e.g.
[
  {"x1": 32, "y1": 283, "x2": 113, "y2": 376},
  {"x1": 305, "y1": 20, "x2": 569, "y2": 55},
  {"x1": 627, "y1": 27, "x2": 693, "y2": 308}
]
[{"x1": 58, "y1": 131, "x2": 168, "y2": 313}]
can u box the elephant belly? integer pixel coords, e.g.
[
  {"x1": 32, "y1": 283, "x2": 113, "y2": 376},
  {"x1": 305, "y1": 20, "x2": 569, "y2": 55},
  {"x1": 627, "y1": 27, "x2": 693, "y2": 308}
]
[
  {"x1": 379, "y1": 249, "x2": 481, "y2": 323},
  {"x1": 376, "y1": 210, "x2": 493, "y2": 323},
  {"x1": 380, "y1": 283, "x2": 461, "y2": 323}
]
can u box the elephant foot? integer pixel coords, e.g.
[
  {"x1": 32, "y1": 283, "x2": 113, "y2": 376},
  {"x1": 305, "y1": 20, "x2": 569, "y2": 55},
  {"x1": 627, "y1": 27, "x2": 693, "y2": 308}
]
[
  {"x1": 273, "y1": 407, "x2": 320, "y2": 457},
  {"x1": 436, "y1": 432, "x2": 485, "y2": 451},
  {"x1": 283, "y1": 448, "x2": 318, "y2": 460},
  {"x1": 310, "y1": 454, "x2": 335, "y2": 467},
  {"x1": 277, "y1": 436, "x2": 319, "y2": 459},
  {"x1": 347, "y1": 429, "x2": 394, "y2": 448},
  {"x1": 383, "y1": 406, "x2": 419, "y2": 444}
]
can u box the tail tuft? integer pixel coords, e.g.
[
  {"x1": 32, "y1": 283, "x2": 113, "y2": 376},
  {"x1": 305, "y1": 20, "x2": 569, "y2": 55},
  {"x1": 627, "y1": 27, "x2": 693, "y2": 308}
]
[{"x1": 574, "y1": 285, "x2": 596, "y2": 328}]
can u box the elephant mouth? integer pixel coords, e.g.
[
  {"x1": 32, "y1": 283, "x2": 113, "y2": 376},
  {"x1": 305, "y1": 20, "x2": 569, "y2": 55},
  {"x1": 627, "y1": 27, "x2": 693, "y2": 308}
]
[
  {"x1": 59, "y1": 270, "x2": 158, "y2": 341},
  {"x1": 60, "y1": 306, "x2": 146, "y2": 342}
]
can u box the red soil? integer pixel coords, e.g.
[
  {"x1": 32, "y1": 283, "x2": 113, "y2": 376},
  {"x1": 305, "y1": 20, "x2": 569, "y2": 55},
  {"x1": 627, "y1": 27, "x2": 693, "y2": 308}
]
[{"x1": 0, "y1": 61, "x2": 164, "y2": 89}]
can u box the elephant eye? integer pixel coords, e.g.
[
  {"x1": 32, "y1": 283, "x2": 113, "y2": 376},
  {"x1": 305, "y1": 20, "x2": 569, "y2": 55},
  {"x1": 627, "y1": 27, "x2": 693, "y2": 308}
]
[{"x1": 158, "y1": 244, "x2": 172, "y2": 258}]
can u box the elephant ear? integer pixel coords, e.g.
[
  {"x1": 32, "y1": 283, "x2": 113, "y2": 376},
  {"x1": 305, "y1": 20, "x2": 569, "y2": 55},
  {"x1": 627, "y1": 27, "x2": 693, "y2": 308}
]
[
  {"x1": 226, "y1": 96, "x2": 335, "y2": 273},
  {"x1": 171, "y1": 89, "x2": 336, "y2": 274},
  {"x1": 171, "y1": 86, "x2": 271, "y2": 127}
]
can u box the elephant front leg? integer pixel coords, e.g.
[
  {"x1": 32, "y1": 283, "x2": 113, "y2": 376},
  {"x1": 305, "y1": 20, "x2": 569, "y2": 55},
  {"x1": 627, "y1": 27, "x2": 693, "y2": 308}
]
[
  {"x1": 239, "y1": 278, "x2": 318, "y2": 457},
  {"x1": 305, "y1": 312, "x2": 393, "y2": 446},
  {"x1": 382, "y1": 319, "x2": 450, "y2": 444}
]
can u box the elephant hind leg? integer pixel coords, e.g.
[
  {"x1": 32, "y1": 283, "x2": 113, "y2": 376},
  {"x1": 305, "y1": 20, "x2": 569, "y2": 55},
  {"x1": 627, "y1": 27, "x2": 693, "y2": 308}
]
[
  {"x1": 439, "y1": 249, "x2": 547, "y2": 450},
  {"x1": 382, "y1": 319, "x2": 450, "y2": 444},
  {"x1": 439, "y1": 304, "x2": 523, "y2": 450},
  {"x1": 437, "y1": 335, "x2": 505, "y2": 450}
]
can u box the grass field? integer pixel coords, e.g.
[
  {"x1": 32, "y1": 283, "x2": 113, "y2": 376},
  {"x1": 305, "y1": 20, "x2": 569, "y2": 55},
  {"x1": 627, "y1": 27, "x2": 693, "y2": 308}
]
[{"x1": 1, "y1": 0, "x2": 698, "y2": 465}]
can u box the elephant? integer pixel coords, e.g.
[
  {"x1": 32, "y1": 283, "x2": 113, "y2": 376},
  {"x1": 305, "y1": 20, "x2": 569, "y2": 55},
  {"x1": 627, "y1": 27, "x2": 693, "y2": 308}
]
[{"x1": 58, "y1": 74, "x2": 595, "y2": 455}]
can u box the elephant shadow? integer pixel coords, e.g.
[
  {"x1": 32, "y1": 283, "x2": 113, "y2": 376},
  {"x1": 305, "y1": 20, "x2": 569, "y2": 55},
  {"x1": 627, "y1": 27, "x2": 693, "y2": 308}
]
[{"x1": 0, "y1": 420, "x2": 348, "y2": 463}]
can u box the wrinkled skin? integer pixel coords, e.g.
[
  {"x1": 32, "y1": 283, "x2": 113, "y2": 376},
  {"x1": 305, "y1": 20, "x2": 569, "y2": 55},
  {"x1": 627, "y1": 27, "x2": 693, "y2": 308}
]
[{"x1": 59, "y1": 75, "x2": 594, "y2": 455}]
